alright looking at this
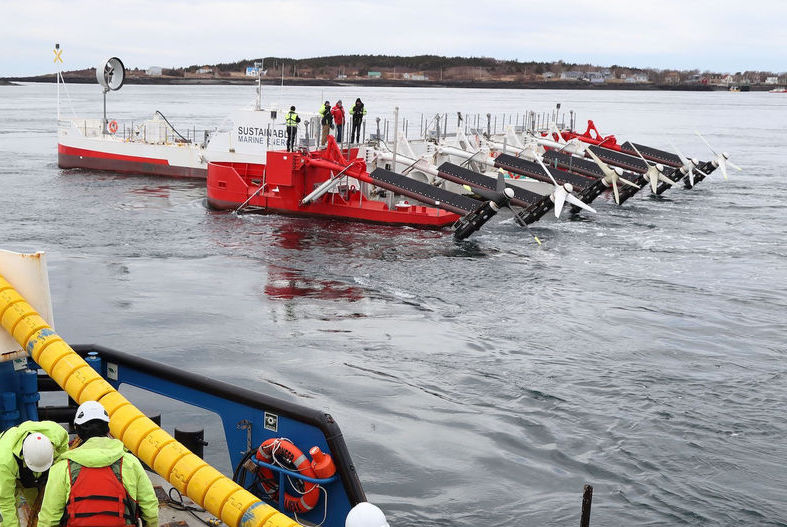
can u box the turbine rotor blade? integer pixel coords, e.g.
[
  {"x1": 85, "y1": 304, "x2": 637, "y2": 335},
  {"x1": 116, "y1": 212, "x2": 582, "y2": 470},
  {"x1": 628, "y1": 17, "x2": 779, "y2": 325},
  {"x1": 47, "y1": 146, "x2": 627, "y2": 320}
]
[
  {"x1": 587, "y1": 149, "x2": 617, "y2": 180},
  {"x1": 658, "y1": 173, "x2": 676, "y2": 186},
  {"x1": 496, "y1": 171, "x2": 506, "y2": 193},
  {"x1": 565, "y1": 193, "x2": 596, "y2": 213},
  {"x1": 629, "y1": 142, "x2": 654, "y2": 167},
  {"x1": 612, "y1": 179, "x2": 620, "y2": 204},
  {"x1": 695, "y1": 131, "x2": 719, "y2": 156},
  {"x1": 670, "y1": 142, "x2": 690, "y2": 167},
  {"x1": 554, "y1": 188, "x2": 566, "y2": 218},
  {"x1": 648, "y1": 168, "x2": 658, "y2": 193},
  {"x1": 535, "y1": 156, "x2": 560, "y2": 188},
  {"x1": 618, "y1": 176, "x2": 640, "y2": 189}
]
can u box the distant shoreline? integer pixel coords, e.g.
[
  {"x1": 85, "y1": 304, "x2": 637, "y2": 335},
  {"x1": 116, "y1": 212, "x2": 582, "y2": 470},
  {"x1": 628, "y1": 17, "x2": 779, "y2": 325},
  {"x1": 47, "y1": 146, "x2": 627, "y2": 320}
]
[{"x1": 2, "y1": 74, "x2": 754, "y2": 91}]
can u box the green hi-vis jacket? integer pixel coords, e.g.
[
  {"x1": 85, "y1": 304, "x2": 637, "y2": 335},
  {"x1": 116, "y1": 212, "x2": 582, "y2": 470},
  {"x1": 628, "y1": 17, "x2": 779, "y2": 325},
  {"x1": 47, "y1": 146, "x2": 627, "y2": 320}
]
[
  {"x1": 0, "y1": 421, "x2": 69, "y2": 527},
  {"x1": 37, "y1": 437, "x2": 159, "y2": 527},
  {"x1": 285, "y1": 111, "x2": 299, "y2": 126}
]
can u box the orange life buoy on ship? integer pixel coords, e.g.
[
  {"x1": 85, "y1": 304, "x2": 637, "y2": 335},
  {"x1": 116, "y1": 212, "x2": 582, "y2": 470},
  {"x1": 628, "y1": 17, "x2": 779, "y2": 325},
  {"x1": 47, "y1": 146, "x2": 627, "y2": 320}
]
[
  {"x1": 255, "y1": 438, "x2": 321, "y2": 513},
  {"x1": 108, "y1": 120, "x2": 118, "y2": 134}
]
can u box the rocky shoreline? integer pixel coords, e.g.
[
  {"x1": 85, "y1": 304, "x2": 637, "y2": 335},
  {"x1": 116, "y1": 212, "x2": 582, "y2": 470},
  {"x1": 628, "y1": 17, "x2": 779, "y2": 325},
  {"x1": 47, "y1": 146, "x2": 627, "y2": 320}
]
[{"x1": 1, "y1": 73, "x2": 738, "y2": 91}]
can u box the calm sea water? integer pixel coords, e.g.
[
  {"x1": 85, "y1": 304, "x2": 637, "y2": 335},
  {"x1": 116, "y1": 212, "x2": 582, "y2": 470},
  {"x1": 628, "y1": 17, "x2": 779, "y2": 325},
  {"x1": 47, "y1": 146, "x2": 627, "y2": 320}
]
[{"x1": 1, "y1": 82, "x2": 786, "y2": 526}]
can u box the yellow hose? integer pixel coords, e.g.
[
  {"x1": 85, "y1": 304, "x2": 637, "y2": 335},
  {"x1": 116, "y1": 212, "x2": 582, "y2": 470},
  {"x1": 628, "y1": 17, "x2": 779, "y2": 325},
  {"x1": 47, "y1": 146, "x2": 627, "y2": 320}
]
[{"x1": 0, "y1": 275, "x2": 298, "y2": 527}]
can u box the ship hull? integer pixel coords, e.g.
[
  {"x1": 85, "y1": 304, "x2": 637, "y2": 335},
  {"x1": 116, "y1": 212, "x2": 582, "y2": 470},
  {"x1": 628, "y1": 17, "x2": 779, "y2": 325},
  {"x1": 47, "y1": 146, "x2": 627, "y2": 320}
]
[
  {"x1": 207, "y1": 153, "x2": 459, "y2": 228},
  {"x1": 58, "y1": 144, "x2": 207, "y2": 179}
]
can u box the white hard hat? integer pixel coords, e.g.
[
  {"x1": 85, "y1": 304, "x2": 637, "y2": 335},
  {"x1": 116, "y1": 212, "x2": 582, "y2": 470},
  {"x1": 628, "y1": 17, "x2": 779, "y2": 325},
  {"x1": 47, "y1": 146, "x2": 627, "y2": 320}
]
[
  {"x1": 74, "y1": 401, "x2": 110, "y2": 425},
  {"x1": 345, "y1": 502, "x2": 389, "y2": 527},
  {"x1": 22, "y1": 433, "x2": 54, "y2": 472}
]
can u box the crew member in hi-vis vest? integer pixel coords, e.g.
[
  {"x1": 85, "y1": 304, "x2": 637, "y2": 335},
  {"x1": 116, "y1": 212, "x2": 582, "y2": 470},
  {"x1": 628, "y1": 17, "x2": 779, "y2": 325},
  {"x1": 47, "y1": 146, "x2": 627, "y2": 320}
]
[{"x1": 37, "y1": 402, "x2": 159, "y2": 527}]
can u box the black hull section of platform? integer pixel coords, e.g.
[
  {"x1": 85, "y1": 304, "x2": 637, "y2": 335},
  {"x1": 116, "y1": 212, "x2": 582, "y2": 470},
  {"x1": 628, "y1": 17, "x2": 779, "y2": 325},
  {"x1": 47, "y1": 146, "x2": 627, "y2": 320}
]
[
  {"x1": 682, "y1": 160, "x2": 717, "y2": 189},
  {"x1": 587, "y1": 145, "x2": 649, "y2": 173},
  {"x1": 620, "y1": 141, "x2": 683, "y2": 167},
  {"x1": 495, "y1": 154, "x2": 592, "y2": 189},
  {"x1": 584, "y1": 146, "x2": 652, "y2": 203},
  {"x1": 543, "y1": 150, "x2": 604, "y2": 179},
  {"x1": 437, "y1": 162, "x2": 555, "y2": 224},
  {"x1": 538, "y1": 151, "x2": 634, "y2": 206},
  {"x1": 368, "y1": 168, "x2": 478, "y2": 214},
  {"x1": 494, "y1": 153, "x2": 609, "y2": 209}
]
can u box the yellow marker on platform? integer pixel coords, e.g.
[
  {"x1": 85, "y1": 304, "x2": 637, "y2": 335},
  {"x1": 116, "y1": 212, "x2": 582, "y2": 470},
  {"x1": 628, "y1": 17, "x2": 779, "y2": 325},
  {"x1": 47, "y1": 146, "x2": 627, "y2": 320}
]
[{"x1": 53, "y1": 46, "x2": 63, "y2": 64}]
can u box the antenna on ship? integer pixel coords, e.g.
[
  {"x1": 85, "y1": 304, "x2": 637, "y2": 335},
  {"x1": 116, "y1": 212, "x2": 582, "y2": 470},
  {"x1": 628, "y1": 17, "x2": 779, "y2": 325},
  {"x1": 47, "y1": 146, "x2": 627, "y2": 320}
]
[
  {"x1": 54, "y1": 43, "x2": 63, "y2": 120},
  {"x1": 96, "y1": 57, "x2": 125, "y2": 135}
]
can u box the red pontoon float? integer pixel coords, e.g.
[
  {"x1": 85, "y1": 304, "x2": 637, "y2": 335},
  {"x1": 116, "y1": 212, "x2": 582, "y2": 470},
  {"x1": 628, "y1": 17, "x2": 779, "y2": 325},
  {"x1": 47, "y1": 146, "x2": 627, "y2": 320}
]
[{"x1": 207, "y1": 136, "x2": 461, "y2": 228}]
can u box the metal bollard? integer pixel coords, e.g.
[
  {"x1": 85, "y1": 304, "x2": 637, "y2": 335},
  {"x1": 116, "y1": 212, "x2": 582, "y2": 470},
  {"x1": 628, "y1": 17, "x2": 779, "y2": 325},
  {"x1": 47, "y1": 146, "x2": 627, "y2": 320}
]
[{"x1": 175, "y1": 427, "x2": 208, "y2": 459}]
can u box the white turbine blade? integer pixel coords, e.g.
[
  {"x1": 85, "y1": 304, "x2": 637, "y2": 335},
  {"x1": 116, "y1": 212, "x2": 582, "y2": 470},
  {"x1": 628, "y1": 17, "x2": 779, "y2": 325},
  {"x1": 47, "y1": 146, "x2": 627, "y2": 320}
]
[
  {"x1": 535, "y1": 156, "x2": 560, "y2": 187},
  {"x1": 550, "y1": 121, "x2": 566, "y2": 144},
  {"x1": 719, "y1": 159, "x2": 728, "y2": 180},
  {"x1": 554, "y1": 188, "x2": 566, "y2": 218},
  {"x1": 695, "y1": 131, "x2": 719, "y2": 156},
  {"x1": 619, "y1": 176, "x2": 640, "y2": 189},
  {"x1": 648, "y1": 168, "x2": 659, "y2": 193},
  {"x1": 586, "y1": 148, "x2": 604, "y2": 166},
  {"x1": 565, "y1": 193, "x2": 596, "y2": 213},
  {"x1": 728, "y1": 161, "x2": 743, "y2": 171},
  {"x1": 629, "y1": 142, "x2": 654, "y2": 168},
  {"x1": 688, "y1": 168, "x2": 695, "y2": 187},
  {"x1": 669, "y1": 142, "x2": 690, "y2": 167},
  {"x1": 586, "y1": 149, "x2": 617, "y2": 180},
  {"x1": 658, "y1": 173, "x2": 676, "y2": 186},
  {"x1": 612, "y1": 179, "x2": 620, "y2": 204}
]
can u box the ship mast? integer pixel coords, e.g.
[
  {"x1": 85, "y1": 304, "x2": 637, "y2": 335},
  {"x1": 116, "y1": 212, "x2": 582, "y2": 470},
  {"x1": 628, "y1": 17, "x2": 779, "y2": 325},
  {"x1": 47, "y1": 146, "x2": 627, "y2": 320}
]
[{"x1": 255, "y1": 59, "x2": 263, "y2": 111}]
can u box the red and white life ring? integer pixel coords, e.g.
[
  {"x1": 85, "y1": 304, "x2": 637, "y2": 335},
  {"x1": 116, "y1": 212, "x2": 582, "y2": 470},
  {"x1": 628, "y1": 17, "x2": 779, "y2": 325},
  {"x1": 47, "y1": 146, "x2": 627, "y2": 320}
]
[
  {"x1": 255, "y1": 438, "x2": 320, "y2": 513},
  {"x1": 108, "y1": 120, "x2": 118, "y2": 134}
]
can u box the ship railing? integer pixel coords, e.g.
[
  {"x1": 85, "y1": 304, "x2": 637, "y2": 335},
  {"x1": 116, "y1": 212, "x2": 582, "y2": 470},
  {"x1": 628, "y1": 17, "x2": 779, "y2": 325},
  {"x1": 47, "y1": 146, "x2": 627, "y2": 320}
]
[
  {"x1": 359, "y1": 109, "x2": 573, "y2": 149},
  {"x1": 59, "y1": 118, "x2": 104, "y2": 138},
  {"x1": 58, "y1": 118, "x2": 213, "y2": 147}
]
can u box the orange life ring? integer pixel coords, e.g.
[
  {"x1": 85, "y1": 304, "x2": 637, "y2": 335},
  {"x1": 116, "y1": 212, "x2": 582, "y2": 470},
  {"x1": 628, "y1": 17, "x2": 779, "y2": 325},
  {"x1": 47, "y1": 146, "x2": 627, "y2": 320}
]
[
  {"x1": 108, "y1": 120, "x2": 118, "y2": 134},
  {"x1": 255, "y1": 438, "x2": 320, "y2": 513}
]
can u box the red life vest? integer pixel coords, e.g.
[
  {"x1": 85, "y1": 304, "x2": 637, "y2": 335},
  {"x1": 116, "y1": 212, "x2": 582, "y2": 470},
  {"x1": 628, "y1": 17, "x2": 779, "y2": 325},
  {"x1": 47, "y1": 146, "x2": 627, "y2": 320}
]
[{"x1": 63, "y1": 458, "x2": 138, "y2": 527}]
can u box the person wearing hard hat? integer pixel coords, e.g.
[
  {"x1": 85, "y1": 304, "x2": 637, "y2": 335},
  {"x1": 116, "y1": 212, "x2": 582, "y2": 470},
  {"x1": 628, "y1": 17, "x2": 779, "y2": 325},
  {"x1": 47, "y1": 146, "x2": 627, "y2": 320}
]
[
  {"x1": 0, "y1": 420, "x2": 68, "y2": 527},
  {"x1": 319, "y1": 100, "x2": 333, "y2": 147},
  {"x1": 37, "y1": 401, "x2": 159, "y2": 527}
]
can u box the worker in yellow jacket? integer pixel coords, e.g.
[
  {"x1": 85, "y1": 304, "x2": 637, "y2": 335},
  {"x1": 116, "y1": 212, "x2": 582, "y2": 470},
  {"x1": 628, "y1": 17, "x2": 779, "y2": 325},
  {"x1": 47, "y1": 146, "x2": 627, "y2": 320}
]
[
  {"x1": 37, "y1": 402, "x2": 159, "y2": 527},
  {"x1": 0, "y1": 420, "x2": 69, "y2": 527}
]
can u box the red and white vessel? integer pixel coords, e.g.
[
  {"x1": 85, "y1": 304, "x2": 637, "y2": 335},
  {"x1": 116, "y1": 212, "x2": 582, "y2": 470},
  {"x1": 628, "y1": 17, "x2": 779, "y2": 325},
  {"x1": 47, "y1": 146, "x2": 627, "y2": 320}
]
[
  {"x1": 57, "y1": 116, "x2": 208, "y2": 178},
  {"x1": 56, "y1": 57, "x2": 210, "y2": 178}
]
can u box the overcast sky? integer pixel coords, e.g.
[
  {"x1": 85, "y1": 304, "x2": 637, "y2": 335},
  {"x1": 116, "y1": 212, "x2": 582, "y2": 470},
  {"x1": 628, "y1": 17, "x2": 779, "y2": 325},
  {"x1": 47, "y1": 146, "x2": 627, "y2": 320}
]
[{"x1": 1, "y1": 0, "x2": 785, "y2": 76}]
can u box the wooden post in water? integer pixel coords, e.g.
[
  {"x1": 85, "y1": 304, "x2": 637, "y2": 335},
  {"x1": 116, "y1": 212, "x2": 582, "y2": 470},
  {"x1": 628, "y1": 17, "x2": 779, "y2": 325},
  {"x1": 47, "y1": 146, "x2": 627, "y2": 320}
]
[{"x1": 580, "y1": 484, "x2": 593, "y2": 527}]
